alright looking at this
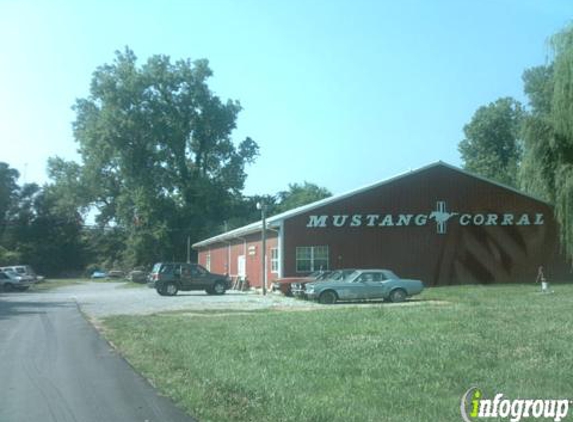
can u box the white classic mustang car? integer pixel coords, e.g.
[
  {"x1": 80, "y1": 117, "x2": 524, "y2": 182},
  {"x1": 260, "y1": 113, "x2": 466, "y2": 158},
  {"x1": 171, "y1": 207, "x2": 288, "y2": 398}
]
[{"x1": 304, "y1": 269, "x2": 424, "y2": 304}]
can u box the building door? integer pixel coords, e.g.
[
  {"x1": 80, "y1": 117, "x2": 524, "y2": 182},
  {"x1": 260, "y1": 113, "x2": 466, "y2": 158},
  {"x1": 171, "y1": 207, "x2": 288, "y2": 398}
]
[{"x1": 238, "y1": 255, "x2": 246, "y2": 279}]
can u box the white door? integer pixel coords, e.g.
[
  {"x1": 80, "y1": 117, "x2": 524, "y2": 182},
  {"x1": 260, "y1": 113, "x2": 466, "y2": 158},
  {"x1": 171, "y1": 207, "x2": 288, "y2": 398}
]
[{"x1": 238, "y1": 255, "x2": 246, "y2": 278}]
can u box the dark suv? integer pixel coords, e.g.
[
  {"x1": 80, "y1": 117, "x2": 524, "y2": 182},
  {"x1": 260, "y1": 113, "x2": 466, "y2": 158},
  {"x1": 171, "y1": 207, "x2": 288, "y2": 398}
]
[{"x1": 148, "y1": 262, "x2": 230, "y2": 296}]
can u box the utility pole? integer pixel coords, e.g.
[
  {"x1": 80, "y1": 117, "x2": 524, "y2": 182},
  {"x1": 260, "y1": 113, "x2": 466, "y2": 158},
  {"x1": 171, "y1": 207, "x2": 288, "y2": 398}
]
[
  {"x1": 187, "y1": 235, "x2": 191, "y2": 263},
  {"x1": 257, "y1": 202, "x2": 267, "y2": 295}
]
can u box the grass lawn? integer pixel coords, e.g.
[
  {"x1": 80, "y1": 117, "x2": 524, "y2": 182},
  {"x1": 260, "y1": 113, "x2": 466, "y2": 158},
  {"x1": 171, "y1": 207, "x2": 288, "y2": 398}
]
[
  {"x1": 30, "y1": 278, "x2": 145, "y2": 291},
  {"x1": 29, "y1": 278, "x2": 83, "y2": 291},
  {"x1": 102, "y1": 284, "x2": 573, "y2": 422}
]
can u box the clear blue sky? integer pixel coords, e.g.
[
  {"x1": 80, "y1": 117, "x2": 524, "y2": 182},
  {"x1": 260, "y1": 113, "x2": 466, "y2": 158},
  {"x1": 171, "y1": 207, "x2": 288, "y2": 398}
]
[{"x1": 1, "y1": 0, "x2": 570, "y2": 197}]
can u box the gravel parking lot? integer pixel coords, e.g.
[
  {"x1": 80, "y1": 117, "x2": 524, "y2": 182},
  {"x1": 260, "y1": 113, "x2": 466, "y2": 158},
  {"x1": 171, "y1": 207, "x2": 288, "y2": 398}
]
[{"x1": 1, "y1": 281, "x2": 322, "y2": 318}]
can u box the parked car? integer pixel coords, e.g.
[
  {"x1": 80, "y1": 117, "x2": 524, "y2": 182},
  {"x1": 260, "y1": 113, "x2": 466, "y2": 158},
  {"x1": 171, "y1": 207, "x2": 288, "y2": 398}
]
[
  {"x1": 91, "y1": 271, "x2": 107, "y2": 279},
  {"x1": 0, "y1": 265, "x2": 44, "y2": 282},
  {"x1": 0, "y1": 269, "x2": 35, "y2": 292},
  {"x1": 291, "y1": 269, "x2": 356, "y2": 298},
  {"x1": 147, "y1": 262, "x2": 231, "y2": 296},
  {"x1": 272, "y1": 271, "x2": 332, "y2": 296},
  {"x1": 304, "y1": 269, "x2": 424, "y2": 304},
  {"x1": 127, "y1": 270, "x2": 148, "y2": 283},
  {"x1": 106, "y1": 270, "x2": 125, "y2": 279}
]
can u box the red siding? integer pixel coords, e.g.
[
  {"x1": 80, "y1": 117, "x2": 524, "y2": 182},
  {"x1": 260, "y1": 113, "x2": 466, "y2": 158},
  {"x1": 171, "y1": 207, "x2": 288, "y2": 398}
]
[
  {"x1": 196, "y1": 164, "x2": 571, "y2": 288},
  {"x1": 197, "y1": 232, "x2": 278, "y2": 288},
  {"x1": 282, "y1": 165, "x2": 569, "y2": 286}
]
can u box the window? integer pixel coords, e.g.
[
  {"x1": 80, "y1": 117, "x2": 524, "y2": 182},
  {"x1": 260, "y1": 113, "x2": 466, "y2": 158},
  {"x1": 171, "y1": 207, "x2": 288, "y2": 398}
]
[
  {"x1": 270, "y1": 248, "x2": 279, "y2": 273},
  {"x1": 296, "y1": 246, "x2": 329, "y2": 273},
  {"x1": 192, "y1": 264, "x2": 208, "y2": 276},
  {"x1": 356, "y1": 272, "x2": 383, "y2": 282}
]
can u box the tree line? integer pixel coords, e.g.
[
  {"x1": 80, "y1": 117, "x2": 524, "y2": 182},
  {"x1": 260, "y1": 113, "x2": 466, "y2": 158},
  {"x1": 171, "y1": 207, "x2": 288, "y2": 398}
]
[
  {"x1": 2, "y1": 23, "x2": 572, "y2": 275},
  {"x1": 459, "y1": 23, "x2": 573, "y2": 261},
  {"x1": 0, "y1": 48, "x2": 330, "y2": 276}
]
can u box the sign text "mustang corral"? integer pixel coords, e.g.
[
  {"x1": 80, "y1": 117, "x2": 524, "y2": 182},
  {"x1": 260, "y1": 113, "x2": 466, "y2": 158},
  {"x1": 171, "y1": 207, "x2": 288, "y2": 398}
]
[{"x1": 305, "y1": 202, "x2": 544, "y2": 235}]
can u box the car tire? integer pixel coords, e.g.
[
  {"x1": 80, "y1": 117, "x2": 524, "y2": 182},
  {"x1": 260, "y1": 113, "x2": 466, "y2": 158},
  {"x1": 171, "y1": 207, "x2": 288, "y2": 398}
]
[
  {"x1": 3, "y1": 283, "x2": 14, "y2": 292},
  {"x1": 164, "y1": 282, "x2": 179, "y2": 296},
  {"x1": 389, "y1": 288, "x2": 407, "y2": 303},
  {"x1": 156, "y1": 286, "x2": 166, "y2": 296},
  {"x1": 318, "y1": 290, "x2": 337, "y2": 305},
  {"x1": 213, "y1": 281, "x2": 226, "y2": 295},
  {"x1": 205, "y1": 287, "x2": 214, "y2": 295}
]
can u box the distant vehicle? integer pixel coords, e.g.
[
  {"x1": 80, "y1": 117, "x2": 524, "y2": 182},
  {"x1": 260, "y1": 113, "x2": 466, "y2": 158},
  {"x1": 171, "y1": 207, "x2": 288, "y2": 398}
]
[
  {"x1": 106, "y1": 270, "x2": 125, "y2": 279},
  {"x1": 304, "y1": 269, "x2": 424, "y2": 304},
  {"x1": 0, "y1": 265, "x2": 44, "y2": 282},
  {"x1": 272, "y1": 270, "x2": 332, "y2": 296},
  {"x1": 0, "y1": 269, "x2": 35, "y2": 292},
  {"x1": 91, "y1": 271, "x2": 107, "y2": 279},
  {"x1": 127, "y1": 270, "x2": 148, "y2": 283},
  {"x1": 291, "y1": 269, "x2": 356, "y2": 298},
  {"x1": 147, "y1": 262, "x2": 231, "y2": 296}
]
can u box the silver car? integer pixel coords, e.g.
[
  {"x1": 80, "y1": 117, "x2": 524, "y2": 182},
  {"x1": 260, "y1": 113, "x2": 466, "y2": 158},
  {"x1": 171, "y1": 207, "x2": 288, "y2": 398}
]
[
  {"x1": 0, "y1": 270, "x2": 36, "y2": 292},
  {"x1": 305, "y1": 269, "x2": 424, "y2": 304}
]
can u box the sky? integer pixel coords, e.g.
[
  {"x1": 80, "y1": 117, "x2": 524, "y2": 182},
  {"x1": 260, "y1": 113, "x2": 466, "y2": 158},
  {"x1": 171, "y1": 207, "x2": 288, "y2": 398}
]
[{"x1": 0, "y1": 0, "x2": 571, "y2": 198}]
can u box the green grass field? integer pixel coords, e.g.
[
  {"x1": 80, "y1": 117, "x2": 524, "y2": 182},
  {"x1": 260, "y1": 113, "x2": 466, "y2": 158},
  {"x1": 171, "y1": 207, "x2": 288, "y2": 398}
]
[
  {"x1": 29, "y1": 278, "x2": 146, "y2": 291},
  {"x1": 29, "y1": 278, "x2": 82, "y2": 291},
  {"x1": 102, "y1": 284, "x2": 573, "y2": 422}
]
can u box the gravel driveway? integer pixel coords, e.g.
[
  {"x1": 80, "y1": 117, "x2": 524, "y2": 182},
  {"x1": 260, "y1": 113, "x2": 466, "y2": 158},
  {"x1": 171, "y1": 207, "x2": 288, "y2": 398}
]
[{"x1": 1, "y1": 281, "x2": 321, "y2": 318}]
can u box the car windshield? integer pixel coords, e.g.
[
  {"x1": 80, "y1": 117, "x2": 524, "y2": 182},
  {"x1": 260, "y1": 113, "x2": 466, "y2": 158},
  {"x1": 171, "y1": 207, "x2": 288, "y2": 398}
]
[
  {"x1": 159, "y1": 264, "x2": 174, "y2": 274},
  {"x1": 309, "y1": 271, "x2": 330, "y2": 280},
  {"x1": 325, "y1": 270, "x2": 356, "y2": 281},
  {"x1": 345, "y1": 271, "x2": 361, "y2": 282}
]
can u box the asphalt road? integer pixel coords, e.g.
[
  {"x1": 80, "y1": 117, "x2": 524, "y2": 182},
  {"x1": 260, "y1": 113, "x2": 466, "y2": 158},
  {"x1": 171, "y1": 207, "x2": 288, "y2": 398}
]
[{"x1": 0, "y1": 294, "x2": 196, "y2": 422}]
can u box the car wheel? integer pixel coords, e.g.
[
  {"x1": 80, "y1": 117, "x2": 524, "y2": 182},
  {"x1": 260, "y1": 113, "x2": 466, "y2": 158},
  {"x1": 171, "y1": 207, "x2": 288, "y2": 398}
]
[
  {"x1": 156, "y1": 286, "x2": 166, "y2": 296},
  {"x1": 3, "y1": 283, "x2": 14, "y2": 292},
  {"x1": 213, "y1": 281, "x2": 226, "y2": 295},
  {"x1": 318, "y1": 290, "x2": 337, "y2": 305},
  {"x1": 389, "y1": 288, "x2": 407, "y2": 303},
  {"x1": 205, "y1": 287, "x2": 214, "y2": 295},
  {"x1": 164, "y1": 282, "x2": 179, "y2": 296}
]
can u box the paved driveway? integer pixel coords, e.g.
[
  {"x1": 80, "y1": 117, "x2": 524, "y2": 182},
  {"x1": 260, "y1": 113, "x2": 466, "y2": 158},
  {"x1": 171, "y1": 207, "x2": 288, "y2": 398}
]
[
  {"x1": 0, "y1": 291, "x2": 198, "y2": 422},
  {"x1": 0, "y1": 282, "x2": 317, "y2": 422},
  {"x1": 3, "y1": 281, "x2": 319, "y2": 318}
]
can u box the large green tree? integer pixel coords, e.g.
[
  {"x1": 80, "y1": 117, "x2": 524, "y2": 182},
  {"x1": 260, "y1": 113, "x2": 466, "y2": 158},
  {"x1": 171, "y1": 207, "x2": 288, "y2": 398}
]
[
  {"x1": 520, "y1": 24, "x2": 573, "y2": 259},
  {"x1": 0, "y1": 162, "x2": 20, "y2": 237},
  {"x1": 72, "y1": 48, "x2": 258, "y2": 266},
  {"x1": 458, "y1": 97, "x2": 524, "y2": 186},
  {"x1": 0, "y1": 163, "x2": 22, "y2": 265}
]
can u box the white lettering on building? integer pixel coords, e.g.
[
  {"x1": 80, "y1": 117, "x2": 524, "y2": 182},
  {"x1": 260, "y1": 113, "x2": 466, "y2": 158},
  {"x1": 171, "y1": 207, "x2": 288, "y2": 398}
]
[
  {"x1": 307, "y1": 215, "x2": 328, "y2": 228},
  {"x1": 305, "y1": 201, "x2": 546, "y2": 234},
  {"x1": 333, "y1": 215, "x2": 348, "y2": 227},
  {"x1": 350, "y1": 214, "x2": 362, "y2": 227}
]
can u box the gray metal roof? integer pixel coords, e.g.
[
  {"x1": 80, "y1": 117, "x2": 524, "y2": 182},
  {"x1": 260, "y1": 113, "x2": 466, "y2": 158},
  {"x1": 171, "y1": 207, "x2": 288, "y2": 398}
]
[{"x1": 192, "y1": 161, "x2": 549, "y2": 248}]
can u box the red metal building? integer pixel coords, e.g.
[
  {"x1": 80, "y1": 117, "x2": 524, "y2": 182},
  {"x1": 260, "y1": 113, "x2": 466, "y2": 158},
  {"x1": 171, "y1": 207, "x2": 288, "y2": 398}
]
[{"x1": 193, "y1": 162, "x2": 570, "y2": 288}]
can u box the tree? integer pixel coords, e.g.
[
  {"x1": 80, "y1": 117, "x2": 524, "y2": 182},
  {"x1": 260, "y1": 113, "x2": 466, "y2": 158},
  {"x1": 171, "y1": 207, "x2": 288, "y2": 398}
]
[
  {"x1": 274, "y1": 182, "x2": 332, "y2": 214},
  {"x1": 46, "y1": 157, "x2": 93, "y2": 217},
  {"x1": 210, "y1": 182, "x2": 331, "y2": 234},
  {"x1": 520, "y1": 24, "x2": 573, "y2": 260},
  {"x1": 518, "y1": 65, "x2": 556, "y2": 200},
  {"x1": 71, "y1": 47, "x2": 259, "y2": 266},
  {"x1": 0, "y1": 163, "x2": 21, "y2": 265},
  {"x1": 458, "y1": 97, "x2": 524, "y2": 186}
]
